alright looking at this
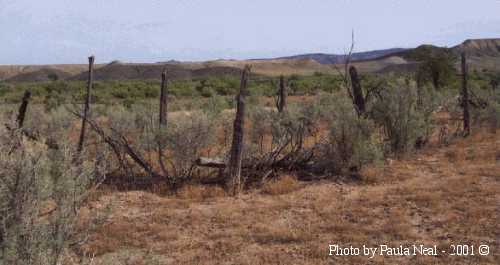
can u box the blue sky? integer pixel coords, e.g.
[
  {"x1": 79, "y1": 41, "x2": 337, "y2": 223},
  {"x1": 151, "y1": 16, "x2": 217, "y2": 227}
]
[{"x1": 1, "y1": 0, "x2": 499, "y2": 64}]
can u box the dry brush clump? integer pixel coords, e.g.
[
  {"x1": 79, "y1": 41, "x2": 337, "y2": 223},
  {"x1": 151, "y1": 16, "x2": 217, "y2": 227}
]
[
  {"x1": 0, "y1": 132, "x2": 105, "y2": 265},
  {"x1": 79, "y1": 103, "x2": 218, "y2": 187},
  {"x1": 468, "y1": 86, "x2": 500, "y2": 131},
  {"x1": 161, "y1": 111, "x2": 216, "y2": 179},
  {"x1": 187, "y1": 76, "x2": 448, "y2": 187},
  {"x1": 315, "y1": 93, "x2": 383, "y2": 176},
  {"x1": 370, "y1": 79, "x2": 437, "y2": 154},
  {"x1": 244, "y1": 102, "x2": 321, "y2": 180}
]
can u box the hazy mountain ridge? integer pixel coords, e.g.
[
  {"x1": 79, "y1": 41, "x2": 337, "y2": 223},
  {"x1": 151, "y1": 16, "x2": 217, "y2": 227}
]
[
  {"x1": 5, "y1": 68, "x2": 73, "y2": 82},
  {"x1": 69, "y1": 62, "x2": 244, "y2": 81},
  {"x1": 274, "y1": 48, "x2": 408, "y2": 64},
  {"x1": 1, "y1": 38, "x2": 499, "y2": 82}
]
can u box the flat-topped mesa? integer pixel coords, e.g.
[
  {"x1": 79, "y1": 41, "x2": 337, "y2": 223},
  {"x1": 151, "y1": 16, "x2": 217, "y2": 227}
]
[{"x1": 454, "y1": 38, "x2": 500, "y2": 57}]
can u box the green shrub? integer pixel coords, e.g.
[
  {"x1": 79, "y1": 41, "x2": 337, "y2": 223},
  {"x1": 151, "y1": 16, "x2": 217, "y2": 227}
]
[
  {"x1": 319, "y1": 94, "x2": 382, "y2": 174},
  {"x1": 0, "y1": 134, "x2": 103, "y2": 265},
  {"x1": 370, "y1": 79, "x2": 435, "y2": 154},
  {"x1": 198, "y1": 76, "x2": 239, "y2": 96},
  {"x1": 248, "y1": 81, "x2": 275, "y2": 97},
  {"x1": 162, "y1": 111, "x2": 216, "y2": 179},
  {"x1": 0, "y1": 82, "x2": 12, "y2": 98},
  {"x1": 200, "y1": 96, "x2": 231, "y2": 116},
  {"x1": 142, "y1": 85, "x2": 160, "y2": 98},
  {"x1": 169, "y1": 80, "x2": 198, "y2": 97},
  {"x1": 472, "y1": 89, "x2": 500, "y2": 130},
  {"x1": 199, "y1": 86, "x2": 215, "y2": 97},
  {"x1": 43, "y1": 92, "x2": 65, "y2": 112}
]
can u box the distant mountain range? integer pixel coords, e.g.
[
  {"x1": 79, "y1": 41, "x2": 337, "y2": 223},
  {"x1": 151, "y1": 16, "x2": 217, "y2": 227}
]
[
  {"x1": 274, "y1": 48, "x2": 408, "y2": 64},
  {"x1": 0, "y1": 38, "x2": 499, "y2": 82}
]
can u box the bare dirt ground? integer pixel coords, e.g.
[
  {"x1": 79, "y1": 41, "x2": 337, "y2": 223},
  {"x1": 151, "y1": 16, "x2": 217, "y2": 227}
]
[{"x1": 74, "y1": 129, "x2": 499, "y2": 265}]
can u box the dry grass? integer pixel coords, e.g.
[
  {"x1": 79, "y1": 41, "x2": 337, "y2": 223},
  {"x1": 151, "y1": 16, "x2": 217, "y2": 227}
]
[
  {"x1": 75, "y1": 129, "x2": 500, "y2": 265},
  {"x1": 261, "y1": 175, "x2": 302, "y2": 195},
  {"x1": 176, "y1": 185, "x2": 227, "y2": 201}
]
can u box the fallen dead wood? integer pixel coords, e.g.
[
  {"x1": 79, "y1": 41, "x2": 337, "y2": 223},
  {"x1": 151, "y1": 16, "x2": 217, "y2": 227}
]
[
  {"x1": 195, "y1": 157, "x2": 226, "y2": 168},
  {"x1": 196, "y1": 148, "x2": 316, "y2": 173},
  {"x1": 69, "y1": 109, "x2": 166, "y2": 180}
]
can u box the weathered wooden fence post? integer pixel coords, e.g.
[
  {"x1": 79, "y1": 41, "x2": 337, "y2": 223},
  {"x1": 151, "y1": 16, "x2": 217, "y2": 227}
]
[
  {"x1": 226, "y1": 65, "x2": 251, "y2": 195},
  {"x1": 158, "y1": 70, "x2": 168, "y2": 175},
  {"x1": 349, "y1": 66, "x2": 365, "y2": 115},
  {"x1": 431, "y1": 69, "x2": 440, "y2": 91},
  {"x1": 159, "y1": 70, "x2": 168, "y2": 126},
  {"x1": 276, "y1": 75, "x2": 287, "y2": 113},
  {"x1": 77, "y1": 55, "x2": 94, "y2": 153},
  {"x1": 461, "y1": 52, "x2": 470, "y2": 137},
  {"x1": 17, "y1": 90, "x2": 31, "y2": 128}
]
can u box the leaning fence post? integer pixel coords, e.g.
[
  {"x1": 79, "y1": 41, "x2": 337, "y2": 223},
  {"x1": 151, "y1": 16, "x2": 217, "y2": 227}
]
[
  {"x1": 77, "y1": 55, "x2": 94, "y2": 153},
  {"x1": 226, "y1": 65, "x2": 251, "y2": 195}
]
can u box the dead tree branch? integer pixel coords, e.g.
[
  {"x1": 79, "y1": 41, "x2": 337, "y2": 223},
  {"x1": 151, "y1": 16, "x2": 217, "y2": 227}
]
[{"x1": 332, "y1": 30, "x2": 355, "y2": 99}]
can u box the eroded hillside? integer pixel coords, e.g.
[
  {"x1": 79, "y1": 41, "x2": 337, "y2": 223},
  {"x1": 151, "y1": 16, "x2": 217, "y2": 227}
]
[{"x1": 2, "y1": 38, "x2": 498, "y2": 82}]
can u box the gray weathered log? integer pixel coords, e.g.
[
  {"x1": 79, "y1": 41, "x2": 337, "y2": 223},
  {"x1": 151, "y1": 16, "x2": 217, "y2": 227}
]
[
  {"x1": 195, "y1": 157, "x2": 226, "y2": 168},
  {"x1": 77, "y1": 55, "x2": 94, "y2": 153},
  {"x1": 226, "y1": 65, "x2": 250, "y2": 195},
  {"x1": 461, "y1": 52, "x2": 470, "y2": 137}
]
